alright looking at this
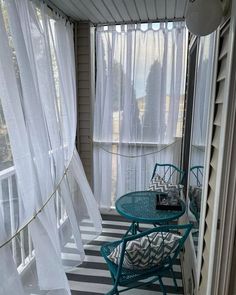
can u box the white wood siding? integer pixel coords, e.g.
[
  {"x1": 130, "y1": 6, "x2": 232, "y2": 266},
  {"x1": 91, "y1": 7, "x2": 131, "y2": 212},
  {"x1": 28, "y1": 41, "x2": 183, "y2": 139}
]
[{"x1": 75, "y1": 22, "x2": 93, "y2": 186}]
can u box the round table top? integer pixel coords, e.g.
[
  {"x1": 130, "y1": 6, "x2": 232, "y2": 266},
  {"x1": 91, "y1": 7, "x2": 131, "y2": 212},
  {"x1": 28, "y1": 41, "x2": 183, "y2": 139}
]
[{"x1": 115, "y1": 190, "x2": 186, "y2": 223}]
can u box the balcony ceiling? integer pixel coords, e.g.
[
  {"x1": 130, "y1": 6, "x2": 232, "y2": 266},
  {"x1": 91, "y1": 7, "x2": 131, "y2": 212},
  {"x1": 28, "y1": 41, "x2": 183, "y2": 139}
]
[{"x1": 50, "y1": 0, "x2": 187, "y2": 24}]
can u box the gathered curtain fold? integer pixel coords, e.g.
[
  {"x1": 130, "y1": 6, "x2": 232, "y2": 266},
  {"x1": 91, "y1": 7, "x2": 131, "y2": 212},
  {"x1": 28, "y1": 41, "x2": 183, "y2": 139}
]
[
  {"x1": 0, "y1": 0, "x2": 102, "y2": 294},
  {"x1": 93, "y1": 23, "x2": 188, "y2": 208}
]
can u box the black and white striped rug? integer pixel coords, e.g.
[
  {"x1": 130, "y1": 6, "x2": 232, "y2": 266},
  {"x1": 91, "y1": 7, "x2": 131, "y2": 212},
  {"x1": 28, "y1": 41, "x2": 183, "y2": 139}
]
[{"x1": 66, "y1": 214, "x2": 184, "y2": 295}]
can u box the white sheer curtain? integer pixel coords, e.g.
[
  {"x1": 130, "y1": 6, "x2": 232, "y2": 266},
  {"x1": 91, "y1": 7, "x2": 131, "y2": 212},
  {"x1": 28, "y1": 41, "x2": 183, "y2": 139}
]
[
  {"x1": 94, "y1": 23, "x2": 188, "y2": 208},
  {"x1": 0, "y1": 0, "x2": 101, "y2": 294},
  {"x1": 190, "y1": 33, "x2": 216, "y2": 170}
]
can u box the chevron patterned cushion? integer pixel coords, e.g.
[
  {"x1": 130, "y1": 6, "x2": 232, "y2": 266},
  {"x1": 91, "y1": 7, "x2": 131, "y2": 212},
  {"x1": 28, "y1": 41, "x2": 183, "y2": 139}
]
[
  {"x1": 148, "y1": 175, "x2": 184, "y2": 192},
  {"x1": 108, "y1": 232, "x2": 181, "y2": 270}
]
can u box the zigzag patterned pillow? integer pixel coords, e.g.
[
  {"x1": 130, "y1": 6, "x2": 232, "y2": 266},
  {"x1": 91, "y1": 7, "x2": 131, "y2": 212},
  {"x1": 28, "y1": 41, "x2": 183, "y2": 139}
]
[
  {"x1": 148, "y1": 175, "x2": 184, "y2": 192},
  {"x1": 108, "y1": 232, "x2": 181, "y2": 270}
]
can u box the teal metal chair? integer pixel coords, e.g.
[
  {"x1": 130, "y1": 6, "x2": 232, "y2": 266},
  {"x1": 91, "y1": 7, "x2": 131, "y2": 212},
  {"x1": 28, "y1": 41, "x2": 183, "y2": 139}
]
[
  {"x1": 101, "y1": 223, "x2": 192, "y2": 295},
  {"x1": 151, "y1": 163, "x2": 185, "y2": 185},
  {"x1": 189, "y1": 166, "x2": 204, "y2": 224},
  {"x1": 190, "y1": 165, "x2": 204, "y2": 187}
]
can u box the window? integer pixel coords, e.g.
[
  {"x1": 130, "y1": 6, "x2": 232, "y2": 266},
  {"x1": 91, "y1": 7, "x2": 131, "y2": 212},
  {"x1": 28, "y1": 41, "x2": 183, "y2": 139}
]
[{"x1": 93, "y1": 23, "x2": 188, "y2": 208}]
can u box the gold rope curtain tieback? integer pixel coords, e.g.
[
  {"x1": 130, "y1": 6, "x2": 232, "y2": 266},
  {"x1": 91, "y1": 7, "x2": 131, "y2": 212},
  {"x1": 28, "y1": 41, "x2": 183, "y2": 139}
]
[{"x1": 0, "y1": 148, "x2": 75, "y2": 249}]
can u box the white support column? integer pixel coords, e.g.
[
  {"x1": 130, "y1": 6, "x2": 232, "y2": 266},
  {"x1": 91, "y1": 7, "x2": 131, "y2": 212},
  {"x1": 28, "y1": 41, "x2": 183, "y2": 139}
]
[
  {"x1": 20, "y1": 231, "x2": 25, "y2": 266},
  {"x1": 8, "y1": 176, "x2": 17, "y2": 262}
]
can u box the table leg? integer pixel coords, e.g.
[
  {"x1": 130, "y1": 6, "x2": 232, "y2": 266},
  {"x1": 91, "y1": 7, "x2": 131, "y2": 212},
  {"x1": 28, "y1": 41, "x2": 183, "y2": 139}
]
[
  {"x1": 131, "y1": 222, "x2": 137, "y2": 235},
  {"x1": 123, "y1": 223, "x2": 134, "y2": 236}
]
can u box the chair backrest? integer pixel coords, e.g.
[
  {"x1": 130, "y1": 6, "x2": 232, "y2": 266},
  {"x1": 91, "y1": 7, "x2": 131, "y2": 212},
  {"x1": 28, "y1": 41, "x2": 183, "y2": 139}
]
[
  {"x1": 190, "y1": 166, "x2": 204, "y2": 187},
  {"x1": 151, "y1": 163, "x2": 185, "y2": 185},
  {"x1": 118, "y1": 224, "x2": 192, "y2": 271}
]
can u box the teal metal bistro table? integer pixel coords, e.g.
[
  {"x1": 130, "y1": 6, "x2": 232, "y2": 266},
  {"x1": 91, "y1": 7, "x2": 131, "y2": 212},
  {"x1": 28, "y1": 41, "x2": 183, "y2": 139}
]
[{"x1": 115, "y1": 190, "x2": 186, "y2": 235}]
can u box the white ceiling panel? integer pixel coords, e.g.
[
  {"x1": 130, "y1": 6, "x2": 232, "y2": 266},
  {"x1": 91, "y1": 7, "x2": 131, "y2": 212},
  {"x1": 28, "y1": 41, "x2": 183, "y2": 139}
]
[
  {"x1": 115, "y1": 0, "x2": 133, "y2": 22},
  {"x1": 134, "y1": 0, "x2": 148, "y2": 20},
  {"x1": 102, "y1": 0, "x2": 123, "y2": 22},
  {"x1": 153, "y1": 0, "x2": 166, "y2": 19},
  {"x1": 49, "y1": 0, "x2": 186, "y2": 24},
  {"x1": 80, "y1": 0, "x2": 107, "y2": 22},
  {"x1": 123, "y1": 0, "x2": 140, "y2": 21},
  {"x1": 91, "y1": 0, "x2": 115, "y2": 22},
  {"x1": 70, "y1": 0, "x2": 101, "y2": 23},
  {"x1": 145, "y1": 0, "x2": 157, "y2": 20},
  {"x1": 166, "y1": 0, "x2": 176, "y2": 19},
  {"x1": 175, "y1": 0, "x2": 188, "y2": 18},
  {"x1": 51, "y1": 0, "x2": 83, "y2": 19}
]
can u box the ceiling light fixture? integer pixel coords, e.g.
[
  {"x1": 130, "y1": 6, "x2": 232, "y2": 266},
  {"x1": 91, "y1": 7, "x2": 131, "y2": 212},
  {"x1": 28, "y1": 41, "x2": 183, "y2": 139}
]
[{"x1": 186, "y1": 0, "x2": 223, "y2": 36}]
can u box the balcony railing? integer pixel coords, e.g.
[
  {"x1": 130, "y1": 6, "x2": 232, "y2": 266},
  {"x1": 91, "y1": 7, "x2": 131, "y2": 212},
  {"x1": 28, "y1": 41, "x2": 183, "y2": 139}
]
[{"x1": 0, "y1": 165, "x2": 66, "y2": 274}]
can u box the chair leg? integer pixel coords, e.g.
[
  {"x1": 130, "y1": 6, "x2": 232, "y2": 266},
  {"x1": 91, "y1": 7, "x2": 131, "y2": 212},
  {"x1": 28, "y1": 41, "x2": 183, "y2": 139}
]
[
  {"x1": 106, "y1": 286, "x2": 119, "y2": 295},
  {"x1": 170, "y1": 266, "x2": 178, "y2": 291},
  {"x1": 158, "y1": 276, "x2": 167, "y2": 295}
]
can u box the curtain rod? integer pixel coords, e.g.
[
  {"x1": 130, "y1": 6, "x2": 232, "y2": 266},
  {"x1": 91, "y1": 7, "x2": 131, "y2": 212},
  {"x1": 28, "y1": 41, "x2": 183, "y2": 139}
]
[
  {"x1": 39, "y1": 0, "x2": 73, "y2": 22},
  {"x1": 95, "y1": 17, "x2": 185, "y2": 27}
]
